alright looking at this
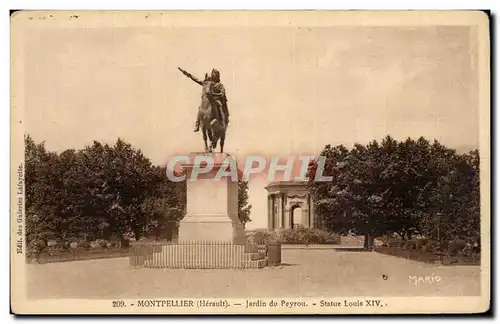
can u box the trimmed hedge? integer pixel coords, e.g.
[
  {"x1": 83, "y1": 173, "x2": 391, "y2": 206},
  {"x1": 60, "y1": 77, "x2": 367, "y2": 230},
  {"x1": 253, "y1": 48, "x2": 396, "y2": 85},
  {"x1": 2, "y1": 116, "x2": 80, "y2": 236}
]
[
  {"x1": 376, "y1": 246, "x2": 480, "y2": 266},
  {"x1": 28, "y1": 247, "x2": 132, "y2": 264},
  {"x1": 249, "y1": 227, "x2": 340, "y2": 245},
  {"x1": 251, "y1": 230, "x2": 279, "y2": 245},
  {"x1": 376, "y1": 238, "x2": 480, "y2": 266},
  {"x1": 279, "y1": 227, "x2": 341, "y2": 244}
]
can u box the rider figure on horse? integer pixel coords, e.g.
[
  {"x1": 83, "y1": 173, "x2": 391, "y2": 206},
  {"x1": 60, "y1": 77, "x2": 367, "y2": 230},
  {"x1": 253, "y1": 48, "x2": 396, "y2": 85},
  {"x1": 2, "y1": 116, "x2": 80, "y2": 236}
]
[{"x1": 178, "y1": 67, "x2": 229, "y2": 132}]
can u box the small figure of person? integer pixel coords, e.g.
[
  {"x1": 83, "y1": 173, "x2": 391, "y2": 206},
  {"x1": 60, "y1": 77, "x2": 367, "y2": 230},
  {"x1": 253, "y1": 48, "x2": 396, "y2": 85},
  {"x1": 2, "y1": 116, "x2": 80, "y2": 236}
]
[{"x1": 208, "y1": 68, "x2": 229, "y2": 128}]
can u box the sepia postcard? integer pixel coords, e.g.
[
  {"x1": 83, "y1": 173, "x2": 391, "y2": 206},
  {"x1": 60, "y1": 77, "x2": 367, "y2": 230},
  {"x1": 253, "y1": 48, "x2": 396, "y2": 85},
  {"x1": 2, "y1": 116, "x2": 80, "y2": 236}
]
[{"x1": 10, "y1": 10, "x2": 490, "y2": 315}]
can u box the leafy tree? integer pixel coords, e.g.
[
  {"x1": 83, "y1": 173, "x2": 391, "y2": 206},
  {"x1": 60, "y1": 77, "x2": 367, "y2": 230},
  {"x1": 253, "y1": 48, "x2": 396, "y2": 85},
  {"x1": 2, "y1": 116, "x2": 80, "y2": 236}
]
[
  {"x1": 308, "y1": 136, "x2": 480, "y2": 251},
  {"x1": 238, "y1": 179, "x2": 252, "y2": 226},
  {"x1": 424, "y1": 149, "x2": 480, "y2": 245},
  {"x1": 141, "y1": 166, "x2": 186, "y2": 240},
  {"x1": 25, "y1": 135, "x2": 61, "y2": 244},
  {"x1": 307, "y1": 144, "x2": 350, "y2": 232},
  {"x1": 24, "y1": 135, "x2": 187, "y2": 246}
]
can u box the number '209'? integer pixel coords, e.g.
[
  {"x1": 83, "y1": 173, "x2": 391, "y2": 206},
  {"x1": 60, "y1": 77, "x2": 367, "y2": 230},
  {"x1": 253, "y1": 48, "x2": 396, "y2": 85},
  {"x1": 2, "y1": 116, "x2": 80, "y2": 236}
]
[{"x1": 112, "y1": 300, "x2": 126, "y2": 307}]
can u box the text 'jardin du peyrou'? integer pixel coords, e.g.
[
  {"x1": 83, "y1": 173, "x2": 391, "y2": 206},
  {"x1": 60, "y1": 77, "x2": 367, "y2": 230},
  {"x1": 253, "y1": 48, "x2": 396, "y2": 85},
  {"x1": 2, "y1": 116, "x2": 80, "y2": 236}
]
[{"x1": 245, "y1": 299, "x2": 387, "y2": 308}]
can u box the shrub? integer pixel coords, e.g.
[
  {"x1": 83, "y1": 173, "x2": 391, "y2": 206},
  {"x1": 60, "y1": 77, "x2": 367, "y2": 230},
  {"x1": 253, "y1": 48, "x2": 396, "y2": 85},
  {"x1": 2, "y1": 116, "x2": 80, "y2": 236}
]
[
  {"x1": 251, "y1": 230, "x2": 277, "y2": 245},
  {"x1": 96, "y1": 239, "x2": 108, "y2": 248},
  {"x1": 421, "y1": 240, "x2": 437, "y2": 252},
  {"x1": 379, "y1": 236, "x2": 390, "y2": 247},
  {"x1": 447, "y1": 239, "x2": 467, "y2": 256},
  {"x1": 78, "y1": 241, "x2": 91, "y2": 249},
  {"x1": 404, "y1": 240, "x2": 417, "y2": 250},
  {"x1": 416, "y1": 238, "x2": 429, "y2": 250},
  {"x1": 246, "y1": 227, "x2": 340, "y2": 245},
  {"x1": 27, "y1": 239, "x2": 46, "y2": 258},
  {"x1": 387, "y1": 240, "x2": 405, "y2": 248},
  {"x1": 278, "y1": 226, "x2": 340, "y2": 244},
  {"x1": 47, "y1": 240, "x2": 57, "y2": 248}
]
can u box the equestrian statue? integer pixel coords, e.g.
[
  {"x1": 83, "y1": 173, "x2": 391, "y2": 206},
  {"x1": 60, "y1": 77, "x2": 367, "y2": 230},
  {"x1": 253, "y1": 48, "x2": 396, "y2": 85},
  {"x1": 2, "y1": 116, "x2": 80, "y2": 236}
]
[{"x1": 178, "y1": 67, "x2": 229, "y2": 153}]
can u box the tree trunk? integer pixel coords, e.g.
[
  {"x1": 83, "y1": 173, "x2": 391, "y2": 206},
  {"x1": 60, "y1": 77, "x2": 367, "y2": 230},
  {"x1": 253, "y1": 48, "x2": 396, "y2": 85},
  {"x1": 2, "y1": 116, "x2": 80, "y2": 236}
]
[
  {"x1": 133, "y1": 227, "x2": 141, "y2": 241},
  {"x1": 364, "y1": 232, "x2": 374, "y2": 251}
]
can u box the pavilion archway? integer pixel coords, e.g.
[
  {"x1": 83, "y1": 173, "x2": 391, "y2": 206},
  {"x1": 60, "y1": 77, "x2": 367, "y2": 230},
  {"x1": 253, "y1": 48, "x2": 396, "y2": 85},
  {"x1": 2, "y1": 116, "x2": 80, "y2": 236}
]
[{"x1": 265, "y1": 181, "x2": 322, "y2": 230}]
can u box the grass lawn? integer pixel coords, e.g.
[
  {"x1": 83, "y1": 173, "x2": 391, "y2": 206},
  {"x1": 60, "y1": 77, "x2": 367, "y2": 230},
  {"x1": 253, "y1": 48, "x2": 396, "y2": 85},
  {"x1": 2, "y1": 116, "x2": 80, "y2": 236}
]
[{"x1": 27, "y1": 250, "x2": 481, "y2": 299}]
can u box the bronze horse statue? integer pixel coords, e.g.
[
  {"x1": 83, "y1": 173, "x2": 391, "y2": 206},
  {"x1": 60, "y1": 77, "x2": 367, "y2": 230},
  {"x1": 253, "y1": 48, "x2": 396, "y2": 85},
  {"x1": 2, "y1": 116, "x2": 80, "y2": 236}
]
[{"x1": 198, "y1": 75, "x2": 227, "y2": 153}]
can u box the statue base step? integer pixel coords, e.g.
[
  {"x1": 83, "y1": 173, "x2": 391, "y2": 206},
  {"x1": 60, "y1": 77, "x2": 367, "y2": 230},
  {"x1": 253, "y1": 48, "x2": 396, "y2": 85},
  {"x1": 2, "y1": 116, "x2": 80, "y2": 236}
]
[{"x1": 178, "y1": 214, "x2": 245, "y2": 244}]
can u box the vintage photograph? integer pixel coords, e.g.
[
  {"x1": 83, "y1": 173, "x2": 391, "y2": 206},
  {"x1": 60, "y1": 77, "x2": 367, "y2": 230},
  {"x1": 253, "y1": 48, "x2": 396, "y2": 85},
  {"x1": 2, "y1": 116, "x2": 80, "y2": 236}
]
[{"x1": 10, "y1": 10, "x2": 490, "y2": 314}]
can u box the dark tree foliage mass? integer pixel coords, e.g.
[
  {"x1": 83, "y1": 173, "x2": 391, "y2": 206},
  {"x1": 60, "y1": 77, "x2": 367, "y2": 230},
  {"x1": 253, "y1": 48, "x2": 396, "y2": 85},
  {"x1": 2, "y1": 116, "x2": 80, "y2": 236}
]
[
  {"x1": 25, "y1": 135, "x2": 252, "y2": 248},
  {"x1": 307, "y1": 135, "x2": 480, "y2": 251}
]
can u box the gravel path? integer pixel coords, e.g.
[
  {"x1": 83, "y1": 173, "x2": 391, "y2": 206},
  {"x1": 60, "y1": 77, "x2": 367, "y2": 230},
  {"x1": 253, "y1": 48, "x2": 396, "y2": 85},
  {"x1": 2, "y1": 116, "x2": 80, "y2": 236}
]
[{"x1": 27, "y1": 250, "x2": 481, "y2": 299}]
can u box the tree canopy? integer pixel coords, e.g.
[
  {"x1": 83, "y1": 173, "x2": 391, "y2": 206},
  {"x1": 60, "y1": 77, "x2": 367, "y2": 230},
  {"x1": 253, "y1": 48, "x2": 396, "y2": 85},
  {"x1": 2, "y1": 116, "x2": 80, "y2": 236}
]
[
  {"x1": 307, "y1": 136, "x2": 480, "y2": 250},
  {"x1": 25, "y1": 135, "x2": 251, "y2": 246}
]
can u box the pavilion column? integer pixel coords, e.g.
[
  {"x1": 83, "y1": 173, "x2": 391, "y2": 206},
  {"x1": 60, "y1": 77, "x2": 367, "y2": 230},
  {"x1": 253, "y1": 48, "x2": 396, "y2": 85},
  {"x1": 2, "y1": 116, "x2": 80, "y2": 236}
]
[
  {"x1": 303, "y1": 200, "x2": 310, "y2": 228},
  {"x1": 283, "y1": 205, "x2": 290, "y2": 229},
  {"x1": 267, "y1": 195, "x2": 273, "y2": 230},
  {"x1": 276, "y1": 194, "x2": 283, "y2": 229},
  {"x1": 273, "y1": 195, "x2": 278, "y2": 229},
  {"x1": 309, "y1": 194, "x2": 314, "y2": 228}
]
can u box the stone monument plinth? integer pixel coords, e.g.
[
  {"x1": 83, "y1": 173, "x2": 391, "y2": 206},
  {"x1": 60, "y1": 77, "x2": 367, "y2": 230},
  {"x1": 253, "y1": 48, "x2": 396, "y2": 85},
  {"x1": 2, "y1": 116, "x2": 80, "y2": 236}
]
[{"x1": 178, "y1": 152, "x2": 245, "y2": 244}]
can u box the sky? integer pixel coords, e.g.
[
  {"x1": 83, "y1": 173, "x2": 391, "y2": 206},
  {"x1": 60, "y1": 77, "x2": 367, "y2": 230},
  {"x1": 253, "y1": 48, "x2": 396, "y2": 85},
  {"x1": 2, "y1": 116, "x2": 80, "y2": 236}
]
[{"x1": 23, "y1": 24, "x2": 479, "y2": 229}]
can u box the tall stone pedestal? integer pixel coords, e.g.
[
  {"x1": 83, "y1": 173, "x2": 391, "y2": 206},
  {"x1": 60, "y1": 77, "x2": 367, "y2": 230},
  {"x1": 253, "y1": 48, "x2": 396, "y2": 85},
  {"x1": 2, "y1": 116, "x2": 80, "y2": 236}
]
[{"x1": 178, "y1": 153, "x2": 245, "y2": 244}]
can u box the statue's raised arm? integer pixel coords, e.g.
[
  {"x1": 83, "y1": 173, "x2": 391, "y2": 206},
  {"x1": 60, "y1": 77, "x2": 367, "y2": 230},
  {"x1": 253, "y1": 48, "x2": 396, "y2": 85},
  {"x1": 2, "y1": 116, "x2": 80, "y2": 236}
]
[{"x1": 178, "y1": 67, "x2": 203, "y2": 85}]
